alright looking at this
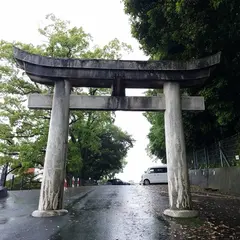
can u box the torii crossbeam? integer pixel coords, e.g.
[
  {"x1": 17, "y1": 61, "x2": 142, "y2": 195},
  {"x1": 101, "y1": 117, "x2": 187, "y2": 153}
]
[{"x1": 13, "y1": 47, "x2": 220, "y2": 218}]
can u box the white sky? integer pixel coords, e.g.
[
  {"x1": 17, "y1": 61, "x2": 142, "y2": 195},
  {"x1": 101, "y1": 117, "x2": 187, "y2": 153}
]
[{"x1": 0, "y1": 0, "x2": 163, "y2": 182}]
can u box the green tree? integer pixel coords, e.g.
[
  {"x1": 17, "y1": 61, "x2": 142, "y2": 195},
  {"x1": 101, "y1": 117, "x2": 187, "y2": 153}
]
[
  {"x1": 0, "y1": 13, "x2": 133, "y2": 179},
  {"x1": 79, "y1": 125, "x2": 134, "y2": 180},
  {"x1": 123, "y1": 0, "x2": 240, "y2": 159}
]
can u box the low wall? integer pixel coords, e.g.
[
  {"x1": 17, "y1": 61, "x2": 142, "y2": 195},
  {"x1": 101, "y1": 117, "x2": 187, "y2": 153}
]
[{"x1": 189, "y1": 167, "x2": 240, "y2": 195}]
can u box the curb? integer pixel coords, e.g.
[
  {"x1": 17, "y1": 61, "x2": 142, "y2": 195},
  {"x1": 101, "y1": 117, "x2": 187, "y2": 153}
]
[
  {"x1": 191, "y1": 192, "x2": 240, "y2": 200},
  {"x1": 159, "y1": 189, "x2": 240, "y2": 200}
]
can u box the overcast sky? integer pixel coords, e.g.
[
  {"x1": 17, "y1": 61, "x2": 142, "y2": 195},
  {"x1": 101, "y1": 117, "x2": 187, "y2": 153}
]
[{"x1": 0, "y1": 0, "x2": 163, "y2": 182}]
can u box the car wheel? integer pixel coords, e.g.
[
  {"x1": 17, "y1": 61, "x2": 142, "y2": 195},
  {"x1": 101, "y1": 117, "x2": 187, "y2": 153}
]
[{"x1": 143, "y1": 179, "x2": 150, "y2": 185}]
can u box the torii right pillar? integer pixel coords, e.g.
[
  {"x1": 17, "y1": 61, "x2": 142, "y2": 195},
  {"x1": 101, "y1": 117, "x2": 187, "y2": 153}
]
[
  {"x1": 163, "y1": 82, "x2": 197, "y2": 218},
  {"x1": 162, "y1": 52, "x2": 221, "y2": 218}
]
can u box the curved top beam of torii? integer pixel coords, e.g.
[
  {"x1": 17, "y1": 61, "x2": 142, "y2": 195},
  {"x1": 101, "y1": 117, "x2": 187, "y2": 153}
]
[{"x1": 13, "y1": 47, "x2": 221, "y2": 89}]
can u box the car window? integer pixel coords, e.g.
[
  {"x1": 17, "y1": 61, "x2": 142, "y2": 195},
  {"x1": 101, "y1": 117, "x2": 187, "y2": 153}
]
[
  {"x1": 149, "y1": 168, "x2": 155, "y2": 173},
  {"x1": 154, "y1": 168, "x2": 167, "y2": 173}
]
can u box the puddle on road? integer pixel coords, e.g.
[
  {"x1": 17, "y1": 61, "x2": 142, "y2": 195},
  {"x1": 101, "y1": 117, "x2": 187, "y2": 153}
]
[{"x1": 0, "y1": 217, "x2": 8, "y2": 225}]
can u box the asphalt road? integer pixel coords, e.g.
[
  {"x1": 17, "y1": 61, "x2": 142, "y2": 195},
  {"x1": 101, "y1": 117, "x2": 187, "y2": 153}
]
[
  {"x1": 0, "y1": 185, "x2": 240, "y2": 240},
  {"x1": 0, "y1": 187, "x2": 95, "y2": 240},
  {"x1": 50, "y1": 185, "x2": 170, "y2": 240}
]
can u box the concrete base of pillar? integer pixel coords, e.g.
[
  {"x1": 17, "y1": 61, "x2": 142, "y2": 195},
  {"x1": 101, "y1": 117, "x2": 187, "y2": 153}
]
[
  {"x1": 163, "y1": 209, "x2": 198, "y2": 218},
  {"x1": 32, "y1": 209, "x2": 68, "y2": 218}
]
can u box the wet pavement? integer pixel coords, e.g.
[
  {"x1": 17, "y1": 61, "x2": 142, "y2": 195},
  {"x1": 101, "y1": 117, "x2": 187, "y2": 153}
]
[
  {"x1": 50, "y1": 186, "x2": 169, "y2": 240},
  {"x1": 0, "y1": 187, "x2": 95, "y2": 240},
  {"x1": 0, "y1": 185, "x2": 240, "y2": 240}
]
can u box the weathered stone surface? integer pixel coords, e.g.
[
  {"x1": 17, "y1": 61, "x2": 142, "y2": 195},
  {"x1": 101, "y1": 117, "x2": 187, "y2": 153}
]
[
  {"x1": 13, "y1": 47, "x2": 221, "y2": 88},
  {"x1": 32, "y1": 209, "x2": 68, "y2": 218},
  {"x1": 33, "y1": 80, "x2": 71, "y2": 217},
  {"x1": 163, "y1": 209, "x2": 198, "y2": 218},
  {"x1": 28, "y1": 94, "x2": 205, "y2": 111},
  {"x1": 164, "y1": 82, "x2": 193, "y2": 214},
  {"x1": 111, "y1": 77, "x2": 126, "y2": 96},
  {"x1": 13, "y1": 47, "x2": 220, "y2": 70}
]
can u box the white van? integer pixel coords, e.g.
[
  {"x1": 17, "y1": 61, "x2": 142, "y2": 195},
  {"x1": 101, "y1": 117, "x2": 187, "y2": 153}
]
[{"x1": 141, "y1": 166, "x2": 168, "y2": 185}]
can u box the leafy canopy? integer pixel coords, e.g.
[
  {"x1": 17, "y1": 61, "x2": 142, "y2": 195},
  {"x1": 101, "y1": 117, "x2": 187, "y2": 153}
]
[
  {"x1": 0, "y1": 13, "x2": 134, "y2": 179},
  {"x1": 123, "y1": 0, "x2": 240, "y2": 160}
]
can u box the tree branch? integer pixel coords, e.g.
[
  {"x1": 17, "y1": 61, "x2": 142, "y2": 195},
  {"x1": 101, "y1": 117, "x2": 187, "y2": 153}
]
[
  {"x1": 69, "y1": 117, "x2": 80, "y2": 125},
  {"x1": 89, "y1": 88, "x2": 98, "y2": 96}
]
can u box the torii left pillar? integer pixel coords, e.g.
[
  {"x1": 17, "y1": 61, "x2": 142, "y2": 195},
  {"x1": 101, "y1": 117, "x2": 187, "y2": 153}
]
[{"x1": 32, "y1": 80, "x2": 71, "y2": 217}]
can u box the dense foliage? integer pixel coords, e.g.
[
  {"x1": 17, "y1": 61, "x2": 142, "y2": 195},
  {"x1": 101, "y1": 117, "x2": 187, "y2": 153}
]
[
  {"x1": 124, "y1": 0, "x2": 240, "y2": 160},
  {"x1": 0, "y1": 14, "x2": 134, "y2": 180}
]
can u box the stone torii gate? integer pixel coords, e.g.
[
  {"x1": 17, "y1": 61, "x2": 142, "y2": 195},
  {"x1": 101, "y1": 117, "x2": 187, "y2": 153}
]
[{"x1": 13, "y1": 47, "x2": 220, "y2": 218}]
